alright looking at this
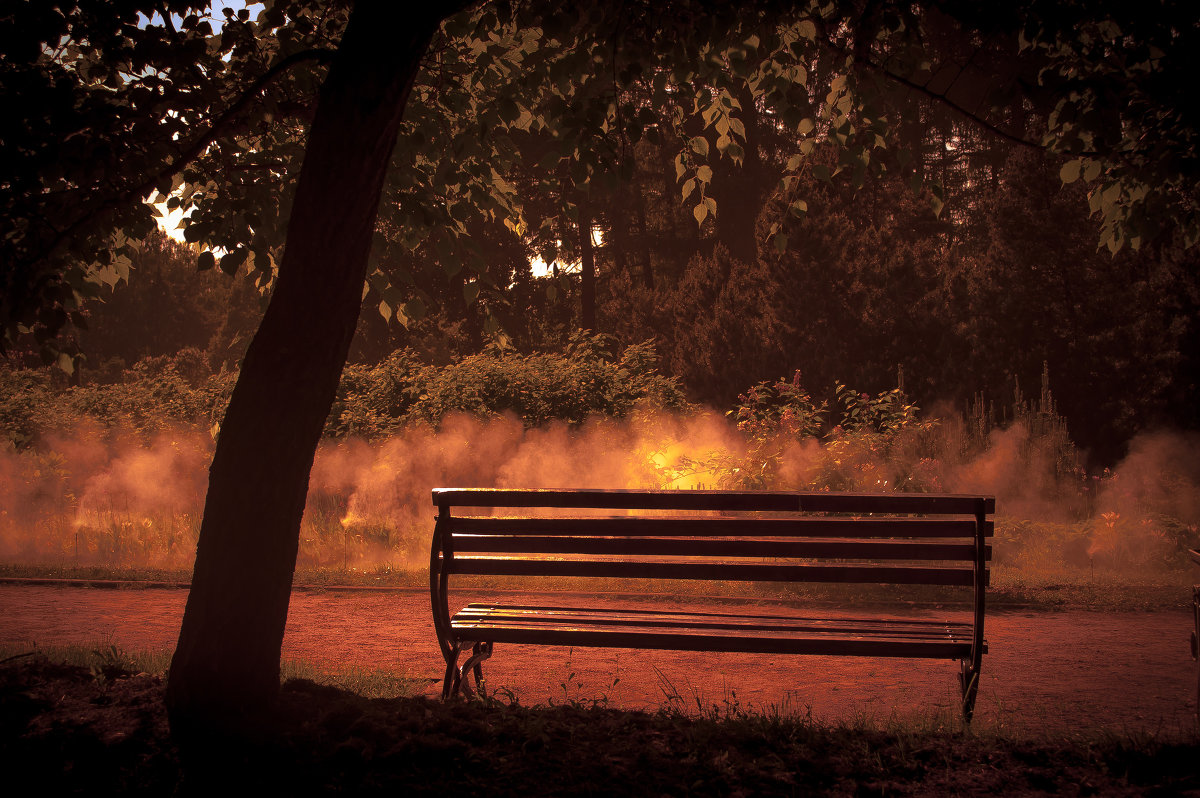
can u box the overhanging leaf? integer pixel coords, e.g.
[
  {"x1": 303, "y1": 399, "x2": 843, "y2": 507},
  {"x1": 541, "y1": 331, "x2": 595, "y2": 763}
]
[{"x1": 1060, "y1": 159, "x2": 1082, "y2": 184}]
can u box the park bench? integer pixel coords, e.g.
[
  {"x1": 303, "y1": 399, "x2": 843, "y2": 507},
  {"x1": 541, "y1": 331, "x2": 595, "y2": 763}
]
[{"x1": 429, "y1": 488, "x2": 994, "y2": 721}]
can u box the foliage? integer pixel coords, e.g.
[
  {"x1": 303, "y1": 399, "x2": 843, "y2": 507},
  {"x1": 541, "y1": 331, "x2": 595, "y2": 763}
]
[
  {"x1": 326, "y1": 349, "x2": 428, "y2": 440},
  {"x1": 0, "y1": 334, "x2": 683, "y2": 446},
  {"x1": 0, "y1": 369, "x2": 54, "y2": 449},
  {"x1": 732, "y1": 371, "x2": 824, "y2": 457},
  {"x1": 7, "y1": 1, "x2": 1198, "y2": 364},
  {"x1": 833, "y1": 382, "x2": 921, "y2": 434},
  {"x1": 329, "y1": 333, "x2": 687, "y2": 435},
  {"x1": 63, "y1": 356, "x2": 235, "y2": 439},
  {"x1": 1028, "y1": 1, "x2": 1200, "y2": 251},
  {"x1": 708, "y1": 373, "x2": 823, "y2": 489},
  {"x1": 662, "y1": 371, "x2": 938, "y2": 491},
  {"x1": 1, "y1": 1, "x2": 325, "y2": 361},
  {"x1": 611, "y1": 140, "x2": 1197, "y2": 459},
  {"x1": 4, "y1": 0, "x2": 1197, "y2": 459},
  {"x1": 0, "y1": 354, "x2": 234, "y2": 450},
  {"x1": 72, "y1": 229, "x2": 266, "y2": 374}
]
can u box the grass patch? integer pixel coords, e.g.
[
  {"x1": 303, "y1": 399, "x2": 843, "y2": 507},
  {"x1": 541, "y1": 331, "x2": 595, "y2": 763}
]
[
  {"x1": 0, "y1": 640, "x2": 174, "y2": 678},
  {"x1": 0, "y1": 562, "x2": 192, "y2": 585},
  {"x1": 989, "y1": 567, "x2": 1194, "y2": 611},
  {"x1": 280, "y1": 659, "x2": 427, "y2": 700}
]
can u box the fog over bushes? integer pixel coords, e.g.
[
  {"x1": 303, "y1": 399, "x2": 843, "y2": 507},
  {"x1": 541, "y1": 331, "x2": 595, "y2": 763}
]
[{"x1": 1, "y1": 340, "x2": 1197, "y2": 577}]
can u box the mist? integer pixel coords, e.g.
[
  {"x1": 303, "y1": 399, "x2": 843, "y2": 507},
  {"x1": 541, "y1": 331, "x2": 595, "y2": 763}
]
[{"x1": 1, "y1": 411, "x2": 1197, "y2": 577}]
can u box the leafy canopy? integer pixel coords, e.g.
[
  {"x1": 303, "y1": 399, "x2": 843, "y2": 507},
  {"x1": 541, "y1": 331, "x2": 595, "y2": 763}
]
[{"x1": 4, "y1": 0, "x2": 1196, "y2": 362}]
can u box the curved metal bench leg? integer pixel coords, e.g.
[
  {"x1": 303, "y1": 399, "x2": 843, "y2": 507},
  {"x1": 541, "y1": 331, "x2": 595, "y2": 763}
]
[
  {"x1": 959, "y1": 658, "x2": 980, "y2": 724},
  {"x1": 457, "y1": 641, "x2": 493, "y2": 699},
  {"x1": 442, "y1": 642, "x2": 464, "y2": 700}
]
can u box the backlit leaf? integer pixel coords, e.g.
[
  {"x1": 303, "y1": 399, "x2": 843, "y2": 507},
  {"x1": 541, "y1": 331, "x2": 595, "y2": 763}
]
[{"x1": 1060, "y1": 159, "x2": 1082, "y2": 184}]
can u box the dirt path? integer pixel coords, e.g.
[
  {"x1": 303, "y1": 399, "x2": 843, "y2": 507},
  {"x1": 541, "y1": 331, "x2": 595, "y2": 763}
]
[{"x1": 2, "y1": 584, "x2": 1195, "y2": 738}]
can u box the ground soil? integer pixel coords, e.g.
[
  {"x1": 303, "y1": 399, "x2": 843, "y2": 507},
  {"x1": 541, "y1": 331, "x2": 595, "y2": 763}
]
[{"x1": 2, "y1": 583, "x2": 1196, "y2": 739}]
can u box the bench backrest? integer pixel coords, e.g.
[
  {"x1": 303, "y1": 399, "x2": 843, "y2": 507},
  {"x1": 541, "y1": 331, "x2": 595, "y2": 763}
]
[
  {"x1": 430, "y1": 489, "x2": 993, "y2": 662},
  {"x1": 431, "y1": 488, "x2": 992, "y2": 587}
]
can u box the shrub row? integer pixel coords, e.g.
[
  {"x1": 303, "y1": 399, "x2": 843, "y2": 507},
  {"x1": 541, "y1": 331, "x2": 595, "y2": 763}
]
[{"x1": 0, "y1": 334, "x2": 688, "y2": 447}]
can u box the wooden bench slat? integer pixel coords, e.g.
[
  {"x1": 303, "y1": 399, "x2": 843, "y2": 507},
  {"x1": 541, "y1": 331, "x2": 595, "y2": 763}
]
[
  {"x1": 447, "y1": 557, "x2": 983, "y2": 586},
  {"x1": 451, "y1": 535, "x2": 991, "y2": 561},
  {"x1": 444, "y1": 624, "x2": 977, "y2": 658},
  {"x1": 457, "y1": 603, "x2": 974, "y2": 628},
  {"x1": 455, "y1": 606, "x2": 972, "y2": 627},
  {"x1": 453, "y1": 620, "x2": 971, "y2": 644},
  {"x1": 446, "y1": 517, "x2": 994, "y2": 538},
  {"x1": 453, "y1": 621, "x2": 973, "y2": 645},
  {"x1": 453, "y1": 605, "x2": 974, "y2": 640},
  {"x1": 434, "y1": 488, "x2": 996, "y2": 515}
]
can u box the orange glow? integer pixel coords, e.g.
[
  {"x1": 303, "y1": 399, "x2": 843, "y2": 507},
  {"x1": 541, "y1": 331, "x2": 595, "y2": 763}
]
[{"x1": 1, "y1": 414, "x2": 1198, "y2": 576}]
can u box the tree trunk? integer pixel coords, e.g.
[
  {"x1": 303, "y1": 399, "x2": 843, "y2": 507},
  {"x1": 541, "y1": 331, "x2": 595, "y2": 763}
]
[
  {"x1": 579, "y1": 199, "x2": 596, "y2": 331},
  {"x1": 635, "y1": 193, "x2": 654, "y2": 291},
  {"x1": 166, "y1": 0, "x2": 456, "y2": 735}
]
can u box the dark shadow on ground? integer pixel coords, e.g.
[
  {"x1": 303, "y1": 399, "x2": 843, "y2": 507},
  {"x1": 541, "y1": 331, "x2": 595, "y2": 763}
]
[{"x1": 3, "y1": 656, "x2": 1198, "y2": 796}]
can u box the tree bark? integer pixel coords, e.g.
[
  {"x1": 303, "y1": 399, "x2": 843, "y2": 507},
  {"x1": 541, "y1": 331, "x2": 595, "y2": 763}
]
[
  {"x1": 166, "y1": 0, "x2": 461, "y2": 734},
  {"x1": 635, "y1": 193, "x2": 654, "y2": 291},
  {"x1": 579, "y1": 199, "x2": 596, "y2": 331}
]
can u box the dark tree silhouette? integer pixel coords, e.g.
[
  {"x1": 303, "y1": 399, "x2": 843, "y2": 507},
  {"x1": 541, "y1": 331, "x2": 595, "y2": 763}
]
[{"x1": 165, "y1": 0, "x2": 469, "y2": 733}]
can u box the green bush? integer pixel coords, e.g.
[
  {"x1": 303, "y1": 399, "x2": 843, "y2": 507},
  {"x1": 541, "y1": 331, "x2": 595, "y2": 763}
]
[
  {"x1": 327, "y1": 349, "x2": 429, "y2": 439},
  {"x1": 3, "y1": 336, "x2": 686, "y2": 445},
  {"x1": 0, "y1": 353, "x2": 234, "y2": 446},
  {"x1": 0, "y1": 369, "x2": 55, "y2": 448},
  {"x1": 666, "y1": 372, "x2": 937, "y2": 491},
  {"x1": 326, "y1": 333, "x2": 688, "y2": 437},
  {"x1": 64, "y1": 356, "x2": 234, "y2": 437}
]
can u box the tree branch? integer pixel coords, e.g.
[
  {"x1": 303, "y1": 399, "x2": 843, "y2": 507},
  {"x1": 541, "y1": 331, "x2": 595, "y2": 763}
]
[
  {"x1": 144, "y1": 47, "x2": 338, "y2": 198},
  {"x1": 36, "y1": 47, "x2": 337, "y2": 266},
  {"x1": 870, "y1": 58, "x2": 1043, "y2": 151},
  {"x1": 816, "y1": 24, "x2": 1044, "y2": 152}
]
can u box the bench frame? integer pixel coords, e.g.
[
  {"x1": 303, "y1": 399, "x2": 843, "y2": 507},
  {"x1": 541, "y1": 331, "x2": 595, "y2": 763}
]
[{"x1": 430, "y1": 488, "x2": 993, "y2": 721}]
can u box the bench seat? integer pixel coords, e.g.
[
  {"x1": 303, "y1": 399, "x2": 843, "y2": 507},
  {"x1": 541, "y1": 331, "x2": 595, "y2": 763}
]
[{"x1": 451, "y1": 602, "x2": 983, "y2": 658}]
